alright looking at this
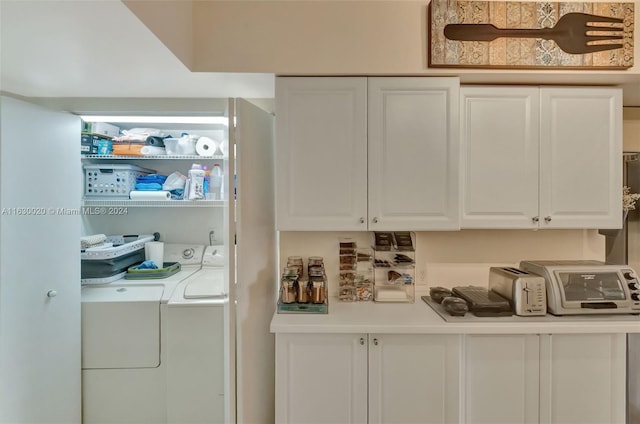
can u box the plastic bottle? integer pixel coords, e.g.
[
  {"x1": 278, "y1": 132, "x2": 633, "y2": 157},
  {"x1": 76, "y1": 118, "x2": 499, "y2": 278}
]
[
  {"x1": 203, "y1": 166, "x2": 210, "y2": 197},
  {"x1": 188, "y1": 163, "x2": 205, "y2": 200},
  {"x1": 210, "y1": 164, "x2": 222, "y2": 200}
]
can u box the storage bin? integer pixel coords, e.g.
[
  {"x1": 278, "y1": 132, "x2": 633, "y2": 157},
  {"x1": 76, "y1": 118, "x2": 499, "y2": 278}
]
[
  {"x1": 84, "y1": 164, "x2": 155, "y2": 198},
  {"x1": 81, "y1": 234, "x2": 155, "y2": 284}
]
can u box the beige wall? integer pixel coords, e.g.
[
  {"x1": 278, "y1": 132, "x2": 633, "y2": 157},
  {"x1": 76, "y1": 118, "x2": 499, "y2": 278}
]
[
  {"x1": 123, "y1": 0, "x2": 194, "y2": 68},
  {"x1": 126, "y1": 0, "x2": 640, "y2": 87},
  {"x1": 280, "y1": 230, "x2": 605, "y2": 296},
  {"x1": 625, "y1": 107, "x2": 640, "y2": 151}
]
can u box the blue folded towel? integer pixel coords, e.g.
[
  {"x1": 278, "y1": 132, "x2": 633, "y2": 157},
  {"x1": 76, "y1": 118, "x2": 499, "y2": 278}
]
[
  {"x1": 137, "y1": 174, "x2": 167, "y2": 184},
  {"x1": 134, "y1": 182, "x2": 164, "y2": 191},
  {"x1": 133, "y1": 260, "x2": 159, "y2": 270}
]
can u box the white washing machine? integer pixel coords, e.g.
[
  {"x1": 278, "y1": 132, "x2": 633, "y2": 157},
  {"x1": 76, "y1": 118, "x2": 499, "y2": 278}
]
[
  {"x1": 81, "y1": 243, "x2": 228, "y2": 424},
  {"x1": 165, "y1": 245, "x2": 228, "y2": 424}
]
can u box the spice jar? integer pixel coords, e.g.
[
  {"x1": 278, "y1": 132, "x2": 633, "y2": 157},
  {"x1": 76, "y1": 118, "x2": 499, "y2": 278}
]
[
  {"x1": 311, "y1": 280, "x2": 325, "y2": 304},
  {"x1": 286, "y1": 256, "x2": 303, "y2": 278},
  {"x1": 297, "y1": 278, "x2": 310, "y2": 303},
  {"x1": 280, "y1": 278, "x2": 297, "y2": 304}
]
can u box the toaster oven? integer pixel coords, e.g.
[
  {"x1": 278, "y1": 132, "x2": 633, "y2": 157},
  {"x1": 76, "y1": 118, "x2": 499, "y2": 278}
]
[{"x1": 519, "y1": 260, "x2": 640, "y2": 315}]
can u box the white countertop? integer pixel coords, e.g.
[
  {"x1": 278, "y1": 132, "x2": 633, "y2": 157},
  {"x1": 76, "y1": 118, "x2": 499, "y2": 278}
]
[{"x1": 270, "y1": 296, "x2": 640, "y2": 335}]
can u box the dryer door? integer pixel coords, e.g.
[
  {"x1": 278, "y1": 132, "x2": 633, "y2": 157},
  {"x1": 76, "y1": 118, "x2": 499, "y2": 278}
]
[{"x1": 81, "y1": 285, "x2": 163, "y2": 369}]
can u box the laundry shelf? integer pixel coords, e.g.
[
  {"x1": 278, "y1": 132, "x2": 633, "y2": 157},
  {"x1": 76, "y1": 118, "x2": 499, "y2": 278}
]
[
  {"x1": 81, "y1": 154, "x2": 226, "y2": 160},
  {"x1": 82, "y1": 199, "x2": 226, "y2": 208}
]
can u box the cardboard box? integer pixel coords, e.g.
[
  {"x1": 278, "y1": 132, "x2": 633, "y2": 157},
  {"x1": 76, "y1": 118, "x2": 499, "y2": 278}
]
[
  {"x1": 81, "y1": 121, "x2": 120, "y2": 138},
  {"x1": 81, "y1": 133, "x2": 112, "y2": 155}
]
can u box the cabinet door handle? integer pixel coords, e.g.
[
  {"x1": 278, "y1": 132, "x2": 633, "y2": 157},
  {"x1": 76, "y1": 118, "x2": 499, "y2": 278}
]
[
  {"x1": 372, "y1": 217, "x2": 379, "y2": 224},
  {"x1": 359, "y1": 217, "x2": 365, "y2": 224},
  {"x1": 544, "y1": 216, "x2": 552, "y2": 223},
  {"x1": 47, "y1": 290, "x2": 57, "y2": 298},
  {"x1": 373, "y1": 338, "x2": 379, "y2": 346},
  {"x1": 532, "y1": 216, "x2": 539, "y2": 223},
  {"x1": 359, "y1": 337, "x2": 365, "y2": 345}
]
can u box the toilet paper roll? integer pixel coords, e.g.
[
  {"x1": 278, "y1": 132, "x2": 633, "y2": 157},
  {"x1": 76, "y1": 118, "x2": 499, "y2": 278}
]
[
  {"x1": 145, "y1": 242, "x2": 164, "y2": 267},
  {"x1": 195, "y1": 137, "x2": 215, "y2": 157},
  {"x1": 129, "y1": 190, "x2": 172, "y2": 200},
  {"x1": 140, "y1": 145, "x2": 166, "y2": 156}
]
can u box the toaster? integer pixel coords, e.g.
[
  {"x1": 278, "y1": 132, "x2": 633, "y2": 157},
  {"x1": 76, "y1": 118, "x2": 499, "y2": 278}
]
[{"x1": 488, "y1": 267, "x2": 546, "y2": 316}]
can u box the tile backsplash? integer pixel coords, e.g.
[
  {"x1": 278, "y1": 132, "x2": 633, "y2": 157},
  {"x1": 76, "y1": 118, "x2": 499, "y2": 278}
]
[{"x1": 279, "y1": 229, "x2": 604, "y2": 297}]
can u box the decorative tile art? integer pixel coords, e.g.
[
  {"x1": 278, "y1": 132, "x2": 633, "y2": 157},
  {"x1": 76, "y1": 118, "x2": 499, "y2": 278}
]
[{"x1": 429, "y1": 0, "x2": 634, "y2": 69}]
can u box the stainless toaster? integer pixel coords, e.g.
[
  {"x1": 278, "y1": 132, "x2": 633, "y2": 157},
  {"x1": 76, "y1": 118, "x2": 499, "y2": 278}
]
[{"x1": 488, "y1": 267, "x2": 546, "y2": 316}]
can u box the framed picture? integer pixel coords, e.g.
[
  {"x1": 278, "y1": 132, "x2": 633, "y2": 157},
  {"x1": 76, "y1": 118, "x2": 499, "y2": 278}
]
[{"x1": 429, "y1": 0, "x2": 634, "y2": 69}]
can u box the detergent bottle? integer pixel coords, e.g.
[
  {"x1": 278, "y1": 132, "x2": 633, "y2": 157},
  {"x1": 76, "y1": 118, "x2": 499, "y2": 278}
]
[{"x1": 187, "y1": 163, "x2": 205, "y2": 200}]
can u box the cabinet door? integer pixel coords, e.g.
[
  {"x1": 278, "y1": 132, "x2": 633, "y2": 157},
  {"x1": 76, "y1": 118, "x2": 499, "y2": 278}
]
[
  {"x1": 368, "y1": 77, "x2": 460, "y2": 230},
  {"x1": 368, "y1": 334, "x2": 460, "y2": 424},
  {"x1": 275, "y1": 333, "x2": 368, "y2": 424},
  {"x1": 539, "y1": 334, "x2": 626, "y2": 424},
  {"x1": 0, "y1": 97, "x2": 81, "y2": 423},
  {"x1": 540, "y1": 87, "x2": 622, "y2": 229},
  {"x1": 275, "y1": 77, "x2": 368, "y2": 230},
  {"x1": 463, "y1": 334, "x2": 539, "y2": 424},
  {"x1": 460, "y1": 87, "x2": 540, "y2": 228}
]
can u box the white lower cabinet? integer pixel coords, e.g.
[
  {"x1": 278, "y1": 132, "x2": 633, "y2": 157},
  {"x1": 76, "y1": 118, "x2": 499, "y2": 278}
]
[
  {"x1": 539, "y1": 333, "x2": 626, "y2": 424},
  {"x1": 463, "y1": 335, "x2": 540, "y2": 424},
  {"x1": 463, "y1": 334, "x2": 626, "y2": 424},
  {"x1": 276, "y1": 333, "x2": 626, "y2": 424},
  {"x1": 275, "y1": 333, "x2": 460, "y2": 424},
  {"x1": 275, "y1": 333, "x2": 368, "y2": 424}
]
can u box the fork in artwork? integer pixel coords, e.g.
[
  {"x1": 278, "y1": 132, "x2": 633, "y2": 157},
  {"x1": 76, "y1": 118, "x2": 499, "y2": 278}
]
[{"x1": 444, "y1": 12, "x2": 625, "y2": 54}]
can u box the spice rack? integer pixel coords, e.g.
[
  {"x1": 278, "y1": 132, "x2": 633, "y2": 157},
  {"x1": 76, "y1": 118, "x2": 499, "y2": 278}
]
[
  {"x1": 277, "y1": 256, "x2": 328, "y2": 313},
  {"x1": 372, "y1": 231, "x2": 415, "y2": 303}
]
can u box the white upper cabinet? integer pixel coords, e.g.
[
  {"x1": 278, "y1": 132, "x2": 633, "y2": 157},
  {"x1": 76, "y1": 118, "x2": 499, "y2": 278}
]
[
  {"x1": 276, "y1": 77, "x2": 368, "y2": 230},
  {"x1": 540, "y1": 87, "x2": 622, "y2": 229},
  {"x1": 276, "y1": 76, "x2": 459, "y2": 231},
  {"x1": 460, "y1": 86, "x2": 540, "y2": 228},
  {"x1": 368, "y1": 77, "x2": 459, "y2": 230},
  {"x1": 461, "y1": 86, "x2": 622, "y2": 229}
]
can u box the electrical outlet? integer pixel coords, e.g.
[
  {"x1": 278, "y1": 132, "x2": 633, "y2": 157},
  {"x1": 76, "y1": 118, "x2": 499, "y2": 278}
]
[
  {"x1": 208, "y1": 229, "x2": 217, "y2": 245},
  {"x1": 419, "y1": 270, "x2": 426, "y2": 283}
]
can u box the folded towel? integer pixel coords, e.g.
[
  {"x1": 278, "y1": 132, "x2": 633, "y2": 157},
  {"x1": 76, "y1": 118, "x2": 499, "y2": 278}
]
[
  {"x1": 133, "y1": 260, "x2": 159, "y2": 270},
  {"x1": 134, "y1": 182, "x2": 164, "y2": 191},
  {"x1": 137, "y1": 174, "x2": 167, "y2": 185},
  {"x1": 81, "y1": 234, "x2": 107, "y2": 249}
]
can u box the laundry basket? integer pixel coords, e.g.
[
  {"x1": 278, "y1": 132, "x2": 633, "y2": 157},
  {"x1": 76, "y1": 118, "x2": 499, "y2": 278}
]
[{"x1": 81, "y1": 234, "x2": 156, "y2": 284}]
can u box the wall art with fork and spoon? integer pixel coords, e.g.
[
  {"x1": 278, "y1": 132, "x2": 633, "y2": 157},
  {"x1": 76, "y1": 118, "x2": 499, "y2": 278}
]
[{"x1": 429, "y1": 0, "x2": 633, "y2": 69}]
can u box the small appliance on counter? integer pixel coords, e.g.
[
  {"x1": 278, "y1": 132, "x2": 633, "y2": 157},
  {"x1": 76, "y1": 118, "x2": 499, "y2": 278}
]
[
  {"x1": 422, "y1": 285, "x2": 512, "y2": 318},
  {"x1": 488, "y1": 267, "x2": 547, "y2": 316},
  {"x1": 451, "y1": 286, "x2": 512, "y2": 317},
  {"x1": 520, "y1": 260, "x2": 640, "y2": 315}
]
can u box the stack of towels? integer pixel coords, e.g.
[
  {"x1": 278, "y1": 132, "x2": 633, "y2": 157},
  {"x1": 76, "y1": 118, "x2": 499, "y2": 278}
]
[{"x1": 129, "y1": 174, "x2": 172, "y2": 200}]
